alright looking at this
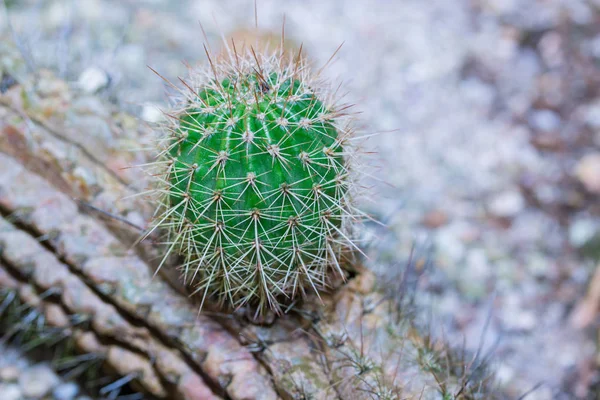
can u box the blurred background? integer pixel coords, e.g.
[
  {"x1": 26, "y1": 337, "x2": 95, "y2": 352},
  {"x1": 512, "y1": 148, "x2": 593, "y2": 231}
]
[{"x1": 1, "y1": 0, "x2": 600, "y2": 399}]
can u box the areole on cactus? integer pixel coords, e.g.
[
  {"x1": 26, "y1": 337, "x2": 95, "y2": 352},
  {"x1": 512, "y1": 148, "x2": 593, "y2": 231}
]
[{"x1": 145, "y1": 40, "x2": 363, "y2": 316}]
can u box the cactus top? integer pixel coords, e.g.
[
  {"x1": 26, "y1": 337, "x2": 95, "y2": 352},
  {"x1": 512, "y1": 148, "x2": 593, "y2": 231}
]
[{"x1": 150, "y1": 47, "x2": 359, "y2": 316}]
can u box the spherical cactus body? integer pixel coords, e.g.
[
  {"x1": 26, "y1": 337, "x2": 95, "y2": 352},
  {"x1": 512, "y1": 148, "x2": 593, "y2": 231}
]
[{"x1": 149, "y1": 43, "x2": 361, "y2": 316}]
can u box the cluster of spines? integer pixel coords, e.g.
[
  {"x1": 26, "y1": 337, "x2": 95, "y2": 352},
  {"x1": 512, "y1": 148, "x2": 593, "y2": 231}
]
[{"x1": 144, "y1": 40, "x2": 366, "y2": 316}]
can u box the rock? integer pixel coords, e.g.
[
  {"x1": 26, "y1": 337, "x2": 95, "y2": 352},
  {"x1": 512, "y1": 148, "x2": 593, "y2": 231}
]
[
  {"x1": 574, "y1": 153, "x2": 600, "y2": 193},
  {"x1": 19, "y1": 364, "x2": 60, "y2": 398},
  {"x1": 53, "y1": 382, "x2": 80, "y2": 400},
  {"x1": 0, "y1": 383, "x2": 21, "y2": 400},
  {"x1": 488, "y1": 190, "x2": 525, "y2": 218},
  {"x1": 77, "y1": 67, "x2": 109, "y2": 94},
  {"x1": 495, "y1": 363, "x2": 516, "y2": 385},
  {"x1": 421, "y1": 209, "x2": 449, "y2": 228},
  {"x1": 569, "y1": 219, "x2": 599, "y2": 248},
  {"x1": 528, "y1": 109, "x2": 561, "y2": 132},
  {"x1": 583, "y1": 100, "x2": 600, "y2": 129},
  {"x1": 483, "y1": 0, "x2": 520, "y2": 14},
  {"x1": 539, "y1": 32, "x2": 563, "y2": 67},
  {"x1": 0, "y1": 366, "x2": 20, "y2": 382},
  {"x1": 141, "y1": 102, "x2": 164, "y2": 123},
  {"x1": 500, "y1": 295, "x2": 537, "y2": 332},
  {"x1": 435, "y1": 223, "x2": 467, "y2": 262}
]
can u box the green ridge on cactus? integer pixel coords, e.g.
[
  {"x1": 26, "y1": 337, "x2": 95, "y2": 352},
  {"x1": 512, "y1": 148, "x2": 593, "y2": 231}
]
[{"x1": 149, "y1": 48, "x2": 359, "y2": 315}]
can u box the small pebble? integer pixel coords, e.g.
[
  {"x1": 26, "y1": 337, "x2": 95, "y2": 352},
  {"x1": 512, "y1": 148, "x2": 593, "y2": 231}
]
[
  {"x1": 435, "y1": 225, "x2": 466, "y2": 262},
  {"x1": 583, "y1": 101, "x2": 600, "y2": 128},
  {"x1": 141, "y1": 103, "x2": 164, "y2": 123},
  {"x1": 19, "y1": 364, "x2": 60, "y2": 398},
  {"x1": 569, "y1": 219, "x2": 598, "y2": 248},
  {"x1": 500, "y1": 295, "x2": 538, "y2": 332},
  {"x1": 77, "y1": 66, "x2": 110, "y2": 94},
  {"x1": 421, "y1": 209, "x2": 449, "y2": 229},
  {"x1": 488, "y1": 190, "x2": 525, "y2": 218},
  {"x1": 495, "y1": 363, "x2": 516, "y2": 385},
  {"x1": 574, "y1": 153, "x2": 600, "y2": 194},
  {"x1": 528, "y1": 109, "x2": 561, "y2": 132},
  {"x1": 53, "y1": 382, "x2": 80, "y2": 400},
  {"x1": 0, "y1": 383, "x2": 21, "y2": 400},
  {"x1": 484, "y1": 0, "x2": 520, "y2": 14},
  {"x1": 0, "y1": 366, "x2": 20, "y2": 382}
]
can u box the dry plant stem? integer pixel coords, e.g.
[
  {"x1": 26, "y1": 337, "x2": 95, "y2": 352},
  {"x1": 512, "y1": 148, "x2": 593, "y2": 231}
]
[{"x1": 0, "y1": 68, "x2": 497, "y2": 399}]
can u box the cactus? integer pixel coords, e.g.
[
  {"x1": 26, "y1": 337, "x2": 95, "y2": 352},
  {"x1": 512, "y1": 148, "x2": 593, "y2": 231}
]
[{"x1": 147, "y1": 45, "x2": 361, "y2": 315}]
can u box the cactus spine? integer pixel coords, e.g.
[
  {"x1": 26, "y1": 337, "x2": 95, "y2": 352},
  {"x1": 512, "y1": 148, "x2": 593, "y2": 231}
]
[{"x1": 147, "y1": 42, "x2": 362, "y2": 316}]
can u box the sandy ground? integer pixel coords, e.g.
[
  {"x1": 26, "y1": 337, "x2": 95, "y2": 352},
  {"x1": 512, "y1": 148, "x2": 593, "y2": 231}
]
[{"x1": 1, "y1": 0, "x2": 600, "y2": 398}]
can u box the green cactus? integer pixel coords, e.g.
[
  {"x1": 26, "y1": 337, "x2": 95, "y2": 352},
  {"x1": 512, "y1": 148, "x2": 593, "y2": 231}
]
[{"x1": 147, "y1": 46, "x2": 361, "y2": 316}]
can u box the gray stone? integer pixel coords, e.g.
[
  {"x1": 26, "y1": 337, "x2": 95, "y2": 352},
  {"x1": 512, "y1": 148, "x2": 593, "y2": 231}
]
[
  {"x1": 569, "y1": 219, "x2": 599, "y2": 248},
  {"x1": 574, "y1": 153, "x2": 600, "y2": 193},
  {"x1": 0, "y1": 383, "x2": 21, "y2": 400},
  {"x1": 528, "y1": 109, "x2": 561, "y2": 132},
  {"x1": 500, "y1": 295, "x2": 537, "y2": 332},
  {"x1": 141, "y1": 102, "x2": 164, "y2": 123},
  {"x1": 488, "y1": 190, "x2": 525, "y2": 217},
  {"x1": 77, "y1": 66, "x2": 109, "y2": 94},
  {"x1": 53, "y1": 382, "x2": 80, "y2": 400},
  {"x1": 0, "y1": 366, "x2": 20, "y2": 382},
  {"x1": 19, "y1": 364, "x2": 59, "y2": 398}
]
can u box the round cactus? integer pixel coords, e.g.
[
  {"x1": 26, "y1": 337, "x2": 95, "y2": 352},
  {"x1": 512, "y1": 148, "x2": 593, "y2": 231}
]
[{"x1": 147, "y1": 42, "x2": 362, "y2": 316}]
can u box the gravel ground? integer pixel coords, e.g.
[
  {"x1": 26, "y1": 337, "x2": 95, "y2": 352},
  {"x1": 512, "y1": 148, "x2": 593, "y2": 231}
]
[{"x1": 1, "y1": 0, "x2": 600, "y2": 399}]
